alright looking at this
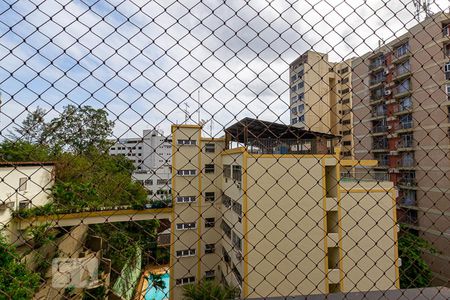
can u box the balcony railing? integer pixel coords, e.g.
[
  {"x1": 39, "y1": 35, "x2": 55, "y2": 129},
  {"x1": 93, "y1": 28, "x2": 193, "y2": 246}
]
[
  {"x1": 398, "y1": 158, "x2": 414, "y2": 167},
  {"x1": 397, "y1": 140, "x2": 413, "y2": 149},
  {"x1": 397, "y1": 122, "x2": 413, "y2": 130},
  {"x1": 398, "y1": 177, "x2": 416, "y2": 186},
  {"x1": 376, "y1": 158, "x2": 389, "y2": 167},
  {"x1": 341, "y1": 171, "x2": 390, "y2": 182},
  {"x1": 372, "y1": 125, "x2": 388, "y2": 133},
  {"x1": 372, "y1": 142, "x2": 389, "y2": 150},
  {"x1": 372, "y1": 109, "x2": 386, "y2": 117},
  {"x1": 393, "y1": 105, "x2": 413, "y2": 114}
]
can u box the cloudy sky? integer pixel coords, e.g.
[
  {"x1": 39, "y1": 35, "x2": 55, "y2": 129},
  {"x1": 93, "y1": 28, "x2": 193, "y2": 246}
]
[{"x1": 0, "y1": 0, "x2": 448, "y2": 139}]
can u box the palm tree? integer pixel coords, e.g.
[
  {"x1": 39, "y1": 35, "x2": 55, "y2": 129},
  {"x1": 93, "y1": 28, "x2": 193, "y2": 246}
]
[
  {"x1": 144, "y1": 273, "x2": 166, "y2": 290},
  {"x1": 182, "y1": 279, "x2": 239, "y2": 300}
]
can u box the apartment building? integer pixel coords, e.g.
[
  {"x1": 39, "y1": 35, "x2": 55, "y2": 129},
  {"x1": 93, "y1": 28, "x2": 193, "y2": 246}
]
[
  {"x1": 0, "y1": 162, "x2": 55, "y2": 244},
  {"x1": 109, "y1": 129, "x2": 172, "y2": 171},
  {"x1": 170, "y1": 118, "x2": 398, "y2": 299},
  {"x1": 109, "y1": 129, "x2": 172, "y2": 198},
  {"x1": 352, "y1": 12, "x2": 450, "y2": 285},
  {"x1": 289, "y1": 51, "x2": 354, "y2": 159}
]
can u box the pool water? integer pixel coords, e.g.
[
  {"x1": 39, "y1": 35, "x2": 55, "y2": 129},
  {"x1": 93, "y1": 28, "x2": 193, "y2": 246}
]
[{"x1": 145, "y1": 272, "x2": 170, "y2": 300}]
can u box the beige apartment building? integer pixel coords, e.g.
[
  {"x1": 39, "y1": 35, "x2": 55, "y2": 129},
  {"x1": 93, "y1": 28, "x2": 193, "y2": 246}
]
[
  {"x1": 170, "y1": 118, "x2": 399, "y2": 299},
  {"x1": 289, "y1": 51, "x2": 354, "y2": 159},
  {"x1": 352, "y1": 12, "x2": 450, "y2": 286}
]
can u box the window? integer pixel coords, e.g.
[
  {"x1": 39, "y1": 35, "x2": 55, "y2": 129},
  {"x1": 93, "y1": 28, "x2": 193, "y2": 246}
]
[
  {"x1": 147, "y1": 189, "x2": 153, "y2": 195},
  {"x1": 110, "y1": 147, "x2": 116, "y2": 150},
  {"x1": 395, "y1": 42, "x2": 409, "y2": 57},
  {"x1": 291, "y1": 118, "x2": 297, "y2": 124},
  {"x1": 177, "y1": 139, "x2": 196, "y2": 145},
  {"x1": 298, "y1": 104, "x2": 304, "y2": 112},
  {"x1": 157, "y1": 179, "x2": 169, "y2": 185},
  {"x1": 341, "y1": 98, "x2": 350, "y2": 104},
  {"x1": 291, "y1": 107, "x2": 297, "y2": 114},
  {"x1": 445, "y1": 62, "x2": 450, "y2": 80},
  {"x1": 399, "y1": 97, "x2": 413, "y2": 111},
  {"x1": 18, "y1": 177, "x2": 28, "y2": 192},
  {"x1": 205, "y1": 270, "x2": 215, "y2": 280},
  {"x1": 232, "y1": 201, "x2": 242, "y2": 220},
  {"x1": 232, "y1": 265, "x2": 243, "y2": 286},
  {"x1": 221, "y1": 221, "x2": 231, "y2": 238},
  {"x1": 205, "y1": 143, "x2": 215, "y2": 153},
  {"x1": 177, "y1": 196, "x2": 196, "y2": 203},
  {"x1": 343, "y1": 141, "x2": 351, "y2": 146},
  {"x1": 223, "y1": 165, "x2": 231, "y2": 178},
  {"x1": 298, "y1": 69, "x2": 304, "y2": 77},
  {"x1": 232, "y1": 232, "x2": 242, "y2": 252},
  {"x1": 397, "y1": 79, "x2": 410, "y2": 93},
  {"x1": 291, "y1": 85, "x2": 297, "y2": 92},
  {"x1": 176, "y1": 249, "x2": 196, "y2": 257},
  {"x1": 342, "y1": 119, "x2": 351, "y2": 125},
  {"x1": 176, "y1": 276, "x2": 195, "y2": 286},
  {"x1": 297, "y1": 81, "x2": 304, "y2": 89},
  {"x1": 298, "y1": 93, "x2": 304, "y2": 101},
  {"x1": 298, "y1": 115, "x2": 305, "y2": 122},
  {"x1": 444, "y1": 43, "x2": 450, "y2": 56},
  {"x1": 342, "y1": 130, "x2": 351, "y2": 135},
  {"x1": 205, "y1": 192, "x2": 215, "y2": 202},
  {"x1": 205, "y1": 164, "x2": 215, "y2": 173},
  {"x1": 443, "y1": 23, "x2": 450, "y2": 36},
  {"x1": 222, "y1": 194, "x2": 232, "y2": 208},
  {"x1": 400, "y1": 114, "x2": 413, "y2": 128},
  {"x1": 205, "y1": 218, "x2": 215, "y2": 228},
  {"x1": 205, "y1": 244, "x2": 215, "y2": 254},
  {"x1": 177, "y1": 169, "x2": 196, "y2": 176},
  {"x1": 340, "y1": 67, "x2": 349, "y2": 74},
  {"x1": 223, "y1": 248, "x2": 231, "y2": 264},
  {"x1": 340, "y1": 88, "x2": 349, "y2": 94},
  {"x1": 290, "y1": 74, "x2": 297, "y2": 82},
  {"x1": 341, "y1": 77, "x2": 349, "y2": 84},
  {"x1": 18, "y1": 200, "x2": 30, "y2": 210},
  {"x1": 176, "y1": 222, "x2": 196, "y2": 230},
  {"x1": 396, "y1": 60, "x2": 410, "y2": 75},
  {"x1": 400, "y1": 133, "x2": 413, "y2": 148},
  {"x1": 232, "y1": 165, "x2": 242, "y2": 182}
]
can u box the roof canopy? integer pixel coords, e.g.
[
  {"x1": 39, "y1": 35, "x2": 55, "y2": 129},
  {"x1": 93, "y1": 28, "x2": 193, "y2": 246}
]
[{"x1": 225, "y1": 117, "x2": 336, "y2": 143}]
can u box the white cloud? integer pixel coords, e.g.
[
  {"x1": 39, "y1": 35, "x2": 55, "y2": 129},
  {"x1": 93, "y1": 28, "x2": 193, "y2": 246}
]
[{"x1": 1, "y1": 0, "x2": 449, "y2": 138}]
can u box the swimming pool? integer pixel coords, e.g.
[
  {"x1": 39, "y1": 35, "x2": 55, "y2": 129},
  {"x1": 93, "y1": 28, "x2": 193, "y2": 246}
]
[{"x1": 145, "y1": 272, "x2": 170, "y2": 300}]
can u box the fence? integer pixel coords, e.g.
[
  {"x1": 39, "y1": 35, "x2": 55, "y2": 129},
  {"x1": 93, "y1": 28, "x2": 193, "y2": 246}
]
[{"x1": 0, "y1": 1, "x2": 449, "y2": 299}]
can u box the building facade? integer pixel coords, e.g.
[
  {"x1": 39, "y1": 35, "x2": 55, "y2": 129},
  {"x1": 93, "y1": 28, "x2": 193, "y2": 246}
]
[
  {"x1": 109, "y1": 129, "x2": 172, "y2": 172},
  {"x1": 109, "y1": 129, "x2": 172, "y2": 198},
  {"x1": 170, "y1": 119, "x2": 399, "y2": 299},
  {"x1": 0, "y1": 162, "x2": 55, "y2": 244},
  {"x1": 289, "y1": 51, "x2": 354, "y2": 159},
  {"x1": 352, "y1": 12, "x2": 450, "y2": 285}
]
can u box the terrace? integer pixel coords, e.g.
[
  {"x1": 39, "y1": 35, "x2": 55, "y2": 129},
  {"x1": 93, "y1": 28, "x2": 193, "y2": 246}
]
[{"x1": 224, "y1": 117, "x2": 338, "y2": 155}]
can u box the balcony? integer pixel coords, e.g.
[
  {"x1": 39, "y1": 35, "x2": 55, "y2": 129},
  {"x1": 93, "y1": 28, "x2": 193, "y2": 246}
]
[
  {"x1": 392, "y1": 69, "x2": 411, "y2": 82},
  {"x1": 372, "y1": 142, "x2": 389, "y2": 152},
  {"x1": 393, "y1": 87, "x2": 411, "y2": 98},
  {"x1": 398, "y1": 158, "x2": 415, "y2": 169},
  {"x1": 398, "y1": 177, "x2": 416, "y2": 188},
  {"x1": 371, "y1": 109, "x2": 386, "y2": 118},
  {"x1": 396, "y1": 140, "x2": 414, "y2": 151},
  {"x1": 371, "y1": 125, "x2": 389, "y2": 135},
  {"x1": 392, "y1": 49, "x2": 410, "y2": 64},
  {"x1": 375, "y1": 158, "x2": 389, "y2": 168},
  {"x1": 393, "y1": 104, "x2": 413, "y2": 115},
  {"x1": 369, "y1": 78, "x2": 385, "y2": 89},
  {"x1": 395, "y1": 122, "x2": 414, "y2": 132}
]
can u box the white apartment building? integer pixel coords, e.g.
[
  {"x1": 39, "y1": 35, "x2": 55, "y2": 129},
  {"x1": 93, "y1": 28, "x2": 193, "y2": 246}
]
[
  {"x1": 0, "y1": 162, "x2": 55, "y2": 244},
  {"x1": 109, "y1": 129, "x2": 173, "y2": 199},
  {"x1": 109, "y1": 129, "x2": 172, "y2": 171}
]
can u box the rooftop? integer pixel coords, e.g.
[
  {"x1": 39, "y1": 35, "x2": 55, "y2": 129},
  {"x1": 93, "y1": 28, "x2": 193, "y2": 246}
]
[{"x1": 224, "y1": 117, "x2": 337, "y2": 154}]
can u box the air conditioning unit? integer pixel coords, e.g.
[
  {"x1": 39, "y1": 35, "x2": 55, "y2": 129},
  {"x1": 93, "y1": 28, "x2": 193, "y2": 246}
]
[
  {"x1": 236, "y1": 182, "x2": 242, "y2": 190},
  {"x1": 384, "y1": 90, "x2": 391, "y2": 96},
  {"x1": 383, "y1": 69, "x2": 389, "y2": 75}
]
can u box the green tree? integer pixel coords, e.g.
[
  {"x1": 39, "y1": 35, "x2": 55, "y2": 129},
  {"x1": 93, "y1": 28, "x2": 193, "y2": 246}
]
[
  {"x1": 0, "y1": 235, "x2": 40, "y2": 300},
  {"x1": 399, "y1": 229, "x2": 436, "y2": 288},
  {"x1": 42, "y1": 105, "x2": 114, "y2": 154},
  {"x1": 10, "y1": 107, "x2": 47, "y2": 143},
  {"x1": 183, "y1": 280, "x2": 239, "y2": 300},
  {"x1": 0, "y1": 140, "x2": 54, "y2": 162}
]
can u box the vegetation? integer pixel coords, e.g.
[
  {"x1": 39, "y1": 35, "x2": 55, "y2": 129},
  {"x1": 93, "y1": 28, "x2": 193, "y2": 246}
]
[
  {"x1": 25, "y1": 223, "x2": 58, "y2": 248},
  {"x1": 148, "y1": 273, "x2": 166, "y2": 290},
  {"x1": 0, "y1": 140, "x2": 54, "y2": 162},
  {"x1": 90, "y1": 220, "x2": 160, "y2": 282},
  {"x1": 182, "y1": 280, "x2": 239, "y2": 300},
  {"x1": 398, "y1": 229, "x2": 436, "y2": 288},
  {"x1": 0, "y1": 235, "x2": 40, "y2": 300}
]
